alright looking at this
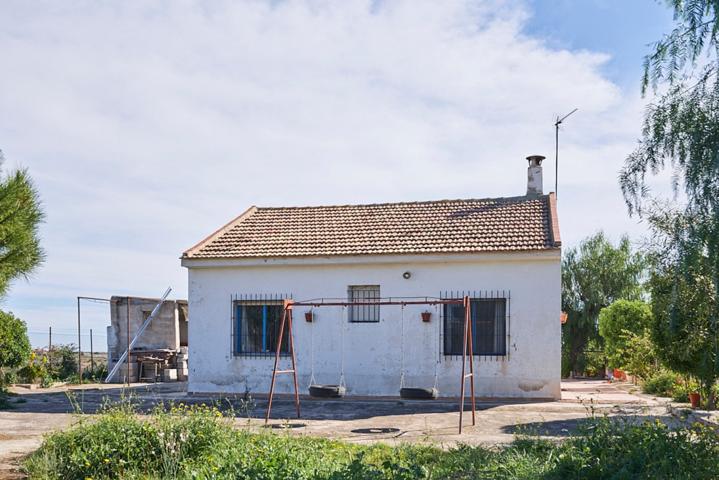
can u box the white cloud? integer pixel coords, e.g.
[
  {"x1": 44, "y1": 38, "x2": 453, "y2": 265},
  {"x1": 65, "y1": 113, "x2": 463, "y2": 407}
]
[{"x1": 0, "y1": 0, "x2": 653, "y2": 341}]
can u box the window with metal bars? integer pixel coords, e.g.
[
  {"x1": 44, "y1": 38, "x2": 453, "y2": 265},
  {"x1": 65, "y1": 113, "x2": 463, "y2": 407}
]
[
  {"x1": 443, "y1": 298, "x2": 506, "y2": 356},
  {"x1": 233, "y1": 301, "x2": 289, "y2": 356},
  {"x1": 347, "y1": 285, "x2": 380, "y2": 322}
]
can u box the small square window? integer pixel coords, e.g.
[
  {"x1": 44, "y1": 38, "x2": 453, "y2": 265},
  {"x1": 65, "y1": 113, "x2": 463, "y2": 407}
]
[{"x1": 348, "y1": 285, "x2": 380, "y2": 322}]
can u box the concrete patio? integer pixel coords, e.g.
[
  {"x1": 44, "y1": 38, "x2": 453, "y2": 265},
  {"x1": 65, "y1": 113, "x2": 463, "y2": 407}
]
[{"x1": 0, "y1": 379, "x2": 706, "y2": 479}]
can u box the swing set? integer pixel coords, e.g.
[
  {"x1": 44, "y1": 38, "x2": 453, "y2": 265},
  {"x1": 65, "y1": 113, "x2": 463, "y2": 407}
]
[{"x1": 264, "y1": 296, "x2": 477, "y2": 434}]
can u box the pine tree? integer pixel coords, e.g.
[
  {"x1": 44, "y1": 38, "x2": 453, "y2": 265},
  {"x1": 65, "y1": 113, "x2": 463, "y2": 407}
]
[{"x1": 0, "y1": 150, "x2": 44, "y2": 299}]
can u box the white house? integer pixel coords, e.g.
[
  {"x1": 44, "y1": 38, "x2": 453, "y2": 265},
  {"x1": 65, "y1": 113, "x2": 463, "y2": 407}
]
[{"x1": 181, "y1": 155, "x2": 561, "y2": 399}]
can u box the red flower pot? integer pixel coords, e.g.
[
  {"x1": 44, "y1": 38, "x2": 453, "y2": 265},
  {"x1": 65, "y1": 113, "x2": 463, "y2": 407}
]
[
  {"x1": 689, "y1": 392, "x2": 701, "y2": 409},
  {"x1": 304, "y1": 311, "x2": 313, "y2": 323},
  {"x1": 421, "y1": 311, "x2": 432, "y2": 323},
  {"x1": 613, "y1": 369, "x2": 626, "y2": 381}
]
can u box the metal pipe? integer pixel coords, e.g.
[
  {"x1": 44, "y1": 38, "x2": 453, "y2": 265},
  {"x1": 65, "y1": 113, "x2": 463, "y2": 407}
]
[
  {"x1": 77, "y1": 297, "x2": 81, "y2": 382},
  {"x1": 290, "y1": 299, "x2": 464, "y2": 307},
  {"x1": 78, "y1": 296, "x2": 112, "y2": 302},
  {"x1": 459, "y1": 296, "x2": 468, "y2": 434},
  {"x1": 126, "y1": 297, "x2": 130, "y2": 386},
  {"x1": 467, "y1": 297, "x2": 476, "y2": 427},
  {"x1": 90, "y1": 329, "x2": 94, "y2": 373},
  {"x1": 287, "y1": 307, "x2": 300, "y2": 418},
  {"x1": 265, "y1": 306, "x2": 288, "y2": 424}
]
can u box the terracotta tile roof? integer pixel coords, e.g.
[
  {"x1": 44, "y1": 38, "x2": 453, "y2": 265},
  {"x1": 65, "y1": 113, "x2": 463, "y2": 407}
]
[{"x1": 183, "y1": 193, "x2": 561, "y2": 259}]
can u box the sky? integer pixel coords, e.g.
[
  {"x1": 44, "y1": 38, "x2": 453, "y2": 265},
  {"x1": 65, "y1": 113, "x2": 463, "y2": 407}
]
[{"x1": 0, "y1": 0, "x2": 675, "y2": 350}]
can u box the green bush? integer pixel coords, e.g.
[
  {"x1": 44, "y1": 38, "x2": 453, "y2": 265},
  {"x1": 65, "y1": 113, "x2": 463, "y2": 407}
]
[
  {"x1": 642, "y1": 371, "x2": 679, "y2": 396},
  {"x1": 23, "y1": 402, "x2": 719, "y2": 479},
  {"x1": 83, "y1": 362, "x2": 108, "y2": 382},
  {"x1": 46, "y1": 344, "x2": 78, "y2": 381},
  {"x1": 0, "y1": 310, "x2": 31, "y2": 378},
  {"x1": 16, "y1": 351, "x2": 49, "y2": 384},
  {"x1": 598, "y1": 299, "x2": 653, "y2": 373}
]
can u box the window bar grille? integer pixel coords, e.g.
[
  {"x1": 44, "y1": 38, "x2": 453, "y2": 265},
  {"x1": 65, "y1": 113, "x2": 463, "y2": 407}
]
[
  {"x1": 231, "y1": 294, "x2": 236, "y2": 356},
  {"x1": 507, "y1": 290, "x2": 511, "y2": 362}
]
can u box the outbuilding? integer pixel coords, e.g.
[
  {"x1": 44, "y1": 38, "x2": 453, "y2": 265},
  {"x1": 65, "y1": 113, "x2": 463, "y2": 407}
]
[{"x1": 181, "y1": 155, "x2": 561, "y2": 399}]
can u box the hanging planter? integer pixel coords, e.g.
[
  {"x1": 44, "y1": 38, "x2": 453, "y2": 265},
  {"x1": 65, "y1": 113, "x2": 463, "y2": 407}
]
[
  {"x1": 689, "y1": 392, "x2": 701, "y2": 409},
  {"x1": 305, "y1": 311, "x2": 313, "y2": 323},
  {"x1": 421, "y1": 311, "x2": 432, "y2": 323}
]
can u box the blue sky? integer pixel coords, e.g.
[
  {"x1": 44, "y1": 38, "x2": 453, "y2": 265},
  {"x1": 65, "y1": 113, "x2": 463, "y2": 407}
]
[
  {"x1": 527, "y1": 0, "x2": 673, "y2": 88},
  {"x1": 0, "y1": 0, "x2": 676, "y2": 350}
]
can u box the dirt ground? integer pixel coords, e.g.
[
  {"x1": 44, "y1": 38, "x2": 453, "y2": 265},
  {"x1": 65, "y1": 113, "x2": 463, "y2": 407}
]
[{"x1": 0, "y1": 379, "x2": 713, "y2": 479}]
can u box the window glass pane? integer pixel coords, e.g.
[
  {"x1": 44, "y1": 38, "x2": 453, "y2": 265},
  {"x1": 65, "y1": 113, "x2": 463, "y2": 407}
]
[{"x1": 265, "y1": 305, "x2": 289, "y2": 353}]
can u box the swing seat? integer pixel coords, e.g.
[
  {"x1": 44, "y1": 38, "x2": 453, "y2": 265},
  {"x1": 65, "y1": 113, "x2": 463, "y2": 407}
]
[
  {"x1": 400, "y1": 387, "x2": 438, "y2": 400},
  {"x1": 308, "y1": 384, "x2": 346, "y2": 398}
]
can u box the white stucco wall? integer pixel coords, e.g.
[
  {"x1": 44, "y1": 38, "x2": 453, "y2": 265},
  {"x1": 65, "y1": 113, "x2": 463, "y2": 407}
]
[{"x1": 182, "y1": 251, "x2": 561, "y2": 399}]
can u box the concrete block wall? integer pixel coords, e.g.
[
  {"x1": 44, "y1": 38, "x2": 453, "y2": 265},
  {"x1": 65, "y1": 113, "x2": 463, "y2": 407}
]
[{"x1": 107, "y1": 297, "x2": 188, "y2": 375}]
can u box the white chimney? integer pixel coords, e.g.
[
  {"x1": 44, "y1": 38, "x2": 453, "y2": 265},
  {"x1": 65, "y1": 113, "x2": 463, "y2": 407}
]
[{"x1": 526, "y1": 155, "x2": 544, "y2": 195}]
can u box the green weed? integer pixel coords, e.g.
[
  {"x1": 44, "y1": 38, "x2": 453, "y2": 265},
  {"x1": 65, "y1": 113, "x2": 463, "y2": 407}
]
[{"x1": 23, "y1": 403, "x2": 719, "y2": 479}]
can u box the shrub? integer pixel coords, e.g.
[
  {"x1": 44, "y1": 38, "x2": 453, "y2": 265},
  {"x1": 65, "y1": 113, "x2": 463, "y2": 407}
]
[
  {"x1": 642, "y1": 370, "x2": 679, "y2": 397},
  {"x1": 598, "y1": 300, "x2": 653, "y2": 373},
  {"x1": 16, "y1": 351, "x2": 50, "y2": 384},
  {"x1": 622, "y1": 331, "x2": 656, "y2": 381},
  {"x1": 83, "y1": 362, "x2": 108, "y2": 382},
  {"x1": 0, "y1": 310, "x2": 31, "y2": 381},
  {"x1": 46, "y1": 344, "x2": 78, "y2": 381},
  {"x1": 23, "y1": 402, "x2": 719, "y2": 479}
]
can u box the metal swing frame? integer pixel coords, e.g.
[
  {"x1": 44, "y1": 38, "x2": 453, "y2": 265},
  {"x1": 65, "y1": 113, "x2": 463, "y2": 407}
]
[{"x1": 264, "y1": 296, "x2": 476, "y2": 434}]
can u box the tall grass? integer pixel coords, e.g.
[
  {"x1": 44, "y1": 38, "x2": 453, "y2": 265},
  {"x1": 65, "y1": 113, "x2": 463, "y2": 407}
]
[{"x1": 24, "y1": 402, "x2": 719, "y2": 479}]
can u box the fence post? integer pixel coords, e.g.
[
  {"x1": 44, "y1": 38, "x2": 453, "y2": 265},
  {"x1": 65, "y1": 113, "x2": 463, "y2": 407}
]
[
  {"x1": 90, "y1": 328, "x2": 94, "y2": 375},
  {"x1": 77, "y1": 297, "x2": 82, "y2": 382}
]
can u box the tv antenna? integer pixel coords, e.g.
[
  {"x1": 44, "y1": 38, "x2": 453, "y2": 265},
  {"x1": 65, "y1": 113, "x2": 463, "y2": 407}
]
[{"x1": 554, "y1": 108, "x2": 578, "y2": 197}]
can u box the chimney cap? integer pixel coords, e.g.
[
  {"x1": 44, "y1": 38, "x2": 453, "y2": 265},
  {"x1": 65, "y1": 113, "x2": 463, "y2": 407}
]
[{"x1": 526, "y1": 155, "x2": 545, "y2": 166}]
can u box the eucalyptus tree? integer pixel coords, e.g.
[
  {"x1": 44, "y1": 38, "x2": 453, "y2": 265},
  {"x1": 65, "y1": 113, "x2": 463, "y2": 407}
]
[
  {"x1": 562, "y1": 232, "x2": 646, "y2": 376},
  {"x1": 620, "y1": 1, "x2": 719, "y2": 407}
]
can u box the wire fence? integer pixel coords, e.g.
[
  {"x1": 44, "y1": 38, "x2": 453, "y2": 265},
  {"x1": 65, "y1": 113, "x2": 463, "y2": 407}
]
[{"x1": 27, "y1": 328, "x2": 108, "y2": 353}]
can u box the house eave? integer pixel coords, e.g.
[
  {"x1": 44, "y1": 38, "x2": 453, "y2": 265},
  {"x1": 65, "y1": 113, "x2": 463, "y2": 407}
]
[{"x1": 181, "y1": 249, "x2": 561, "y2": 269}]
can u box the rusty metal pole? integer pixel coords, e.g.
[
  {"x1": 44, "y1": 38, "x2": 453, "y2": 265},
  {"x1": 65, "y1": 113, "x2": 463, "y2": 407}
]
[
  {"x1": 77, "y1": 297, "x2": 82, "y2": 382},
  {"x1": 287, "y1": 304, "x2": 300, "y2": 418},
  {"x1": 48, "y1": 326, "x2": 52, "y2": 353},
  {"x1": 265, "y1": 306, "x2": 289, "y2": 424},
  {"x1": 467, "y1": 299, "x2": 476, "y2": 426},
  {"x1": 459, "y1": 296, "x2": 470, "y2": 434}
]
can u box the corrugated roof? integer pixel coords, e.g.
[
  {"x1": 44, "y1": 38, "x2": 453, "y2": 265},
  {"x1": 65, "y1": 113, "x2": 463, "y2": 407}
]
[{"x1": 183, "y1": 193, "x2": 561, "y2": 259}]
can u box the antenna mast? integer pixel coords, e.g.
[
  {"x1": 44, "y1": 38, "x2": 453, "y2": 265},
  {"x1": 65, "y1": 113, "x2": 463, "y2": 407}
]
[{"x1": 554, "y1": 108, "x2": 578, "y2": 197}]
